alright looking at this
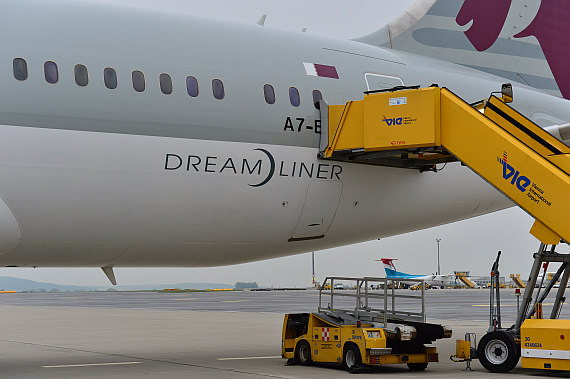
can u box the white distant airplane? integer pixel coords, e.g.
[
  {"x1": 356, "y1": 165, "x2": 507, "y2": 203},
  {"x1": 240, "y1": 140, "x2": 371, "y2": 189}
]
[
  {"x1": 379, "y1": 258, "x2": 453, "y2": 287},
  {"x1": 0, "y1": 0, "x2": 568, "y2": 283}
]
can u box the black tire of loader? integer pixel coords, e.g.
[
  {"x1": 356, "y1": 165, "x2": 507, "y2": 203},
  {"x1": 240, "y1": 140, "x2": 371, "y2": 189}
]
[
  {"x1": 294, "y1": 340, "x2": 312, "y2": 366},
  {"x1": 477, "y1": 331, "x2": 519, "y2": 373}
]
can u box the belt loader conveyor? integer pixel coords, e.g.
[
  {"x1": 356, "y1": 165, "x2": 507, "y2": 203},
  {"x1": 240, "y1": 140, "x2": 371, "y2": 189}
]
[
  {"x1": 318, "y1": 85, "x2": 570, "y2": 373},
  {"x1": 282, "y1": 277, "x2": 451, "y2": 372}
]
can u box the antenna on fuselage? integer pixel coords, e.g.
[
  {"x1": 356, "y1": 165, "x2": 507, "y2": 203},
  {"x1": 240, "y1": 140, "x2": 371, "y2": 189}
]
[{"x1": 257, "y1": 14, "x2": 267, "y2": 26}]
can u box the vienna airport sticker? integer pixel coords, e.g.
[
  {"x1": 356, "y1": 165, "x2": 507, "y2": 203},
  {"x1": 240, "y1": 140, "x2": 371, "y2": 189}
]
[{"x1": 389, "y1": 97, "x2": 407, "y2": 106}]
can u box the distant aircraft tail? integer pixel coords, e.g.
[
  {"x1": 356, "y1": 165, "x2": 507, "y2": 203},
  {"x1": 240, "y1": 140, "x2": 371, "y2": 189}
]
[
  {"x1": 379, "y1": 258, "x2": 398, "y2": 277},
  {"x1": 354, "y1": 0, "x2": 569, "y2": 100},
  {"x1": 378, "y1": 258, "x2": 415, "y2": 279}
]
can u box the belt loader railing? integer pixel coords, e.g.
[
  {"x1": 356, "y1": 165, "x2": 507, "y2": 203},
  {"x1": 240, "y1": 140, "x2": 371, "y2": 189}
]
[{"x1": 318, "y1": 276, "x2": 426, "y2": 327}]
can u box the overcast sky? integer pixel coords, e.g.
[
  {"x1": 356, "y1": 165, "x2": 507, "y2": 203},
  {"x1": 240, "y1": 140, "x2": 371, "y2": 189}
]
[{"x1": 5, "y1": 0, "x2": 568, "y2": 288}]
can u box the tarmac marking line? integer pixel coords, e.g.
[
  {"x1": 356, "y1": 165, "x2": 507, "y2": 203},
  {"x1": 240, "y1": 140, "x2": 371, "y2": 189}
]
[
  {"x1": 472, "y1": 302, "x2": 558, "y2": 307},
  {"x1": 472, "y1": 304, "x2": 516, "y2": 307},
  {"x1": 2, "y1": 339, "x2": 288, "y2": 378},
  {"x1": 221, "y1": 300, "x2": 251, "y2": 303},
  {"x1": 43, "y1": 362, "x2": 143, "y2": 368},
  {"x1": 217, "y1": 356, "x2": 282, "y2": 361}
]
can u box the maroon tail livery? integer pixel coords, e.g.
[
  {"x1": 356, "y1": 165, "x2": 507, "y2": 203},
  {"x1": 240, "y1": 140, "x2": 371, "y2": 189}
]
[
  {"x1": 514, "y1": 0, "x2": 570, "y2": 99},
  {"x1": 456, "y1": 0, "x2": 512, "y2": 52}
]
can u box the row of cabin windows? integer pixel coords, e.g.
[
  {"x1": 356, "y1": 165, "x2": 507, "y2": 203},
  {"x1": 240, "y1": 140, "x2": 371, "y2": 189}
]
[
  {"x1": 263, "y1": 84, "x2": 322, "y2": 109},
  {"x1": 14, "y1": 58, "x2": 223, "y2": 99},
  {"x1": 13, "y1": 58, "x2": 321, "y2": 108}
]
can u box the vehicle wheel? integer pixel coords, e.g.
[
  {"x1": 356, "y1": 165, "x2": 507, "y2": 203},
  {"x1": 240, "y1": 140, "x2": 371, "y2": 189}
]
[
  {"x1": 294, "y1": 340, "x2": 312, "y2": 366},
  {"x1": 477, "y1": 331, "x2": 519, "y2": 373},
  {"x1": 343, "y1": 344, "x2": 362, "y2": 372},
  {"x1": 407, "y1": 362, "x2": 428, "y2": 371}
]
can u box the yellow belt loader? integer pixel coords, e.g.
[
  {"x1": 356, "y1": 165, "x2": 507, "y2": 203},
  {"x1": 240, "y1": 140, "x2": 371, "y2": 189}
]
[
  {"x1": 282, "y1": 277, "x2": 451, "y2": 372},
  {"x1": 318, "y1": 84, "x2": 570, "y2": 373}
]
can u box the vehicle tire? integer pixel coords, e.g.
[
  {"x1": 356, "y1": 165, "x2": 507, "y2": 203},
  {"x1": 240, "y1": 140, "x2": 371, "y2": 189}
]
[
  {"x1": 294, "y1": 340, "x2": 312, "y2": 366},
  {"x1": 477, "y1": 331, "x2": 519, "y2": 373},
  {"x1": 343, "y1": 344, "x2": 362, "y2": 372},
  {"x1": 407, "y1": 362, "x2": 428, "y2": 371}
]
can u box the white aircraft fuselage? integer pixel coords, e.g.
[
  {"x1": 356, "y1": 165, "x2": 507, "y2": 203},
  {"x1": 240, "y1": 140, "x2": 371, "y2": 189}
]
[{"x1": 0, "y1": 1, "x2": 568, "y2": 268}]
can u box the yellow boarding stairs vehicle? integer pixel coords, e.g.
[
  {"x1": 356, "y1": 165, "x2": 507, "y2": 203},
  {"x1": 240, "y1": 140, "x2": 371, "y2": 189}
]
[
  {"x1": 282, "y1": 276, "x2": 451, "y2": 372},
  {"x1": 318, "y1": 84, "x2": 570, "y2": 373},
  {"x1": 454, "y1": 271, "x2": 477, "y2": 289},
  {"x1": 510, "y1": 274, "x2": 526, "y2": 289}
]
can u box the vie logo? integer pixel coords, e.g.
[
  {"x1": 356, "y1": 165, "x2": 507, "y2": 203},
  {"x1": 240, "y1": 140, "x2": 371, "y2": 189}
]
[
  {"x1": 497, "y1": 152, "x2": 530, "y2": 193},
  {"x1": 382, "y1": 115, "x2": 402, "y2": 126}
]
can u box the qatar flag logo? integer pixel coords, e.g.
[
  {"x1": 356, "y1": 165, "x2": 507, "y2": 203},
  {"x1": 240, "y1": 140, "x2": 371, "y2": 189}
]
[{"x1": 303, "y1": 62, "x2": 339, "y2": 79}]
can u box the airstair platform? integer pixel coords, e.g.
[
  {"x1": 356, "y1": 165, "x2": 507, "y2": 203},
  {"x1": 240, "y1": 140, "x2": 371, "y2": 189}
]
[
  {"x1": 319, "y1": 85, "x2": 570, "y2": 246},
  {"x1": 454, "y1": 271, "x2": 476, "y2": 288},
  {"x1": 510, "y1": 273, "x2": 526, "y2": 288}
]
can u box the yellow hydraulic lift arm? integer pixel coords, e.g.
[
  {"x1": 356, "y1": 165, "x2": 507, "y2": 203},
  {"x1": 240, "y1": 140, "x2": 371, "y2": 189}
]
[{"x1": 322, "y1": 86, "x2": 570, "y2": 245}]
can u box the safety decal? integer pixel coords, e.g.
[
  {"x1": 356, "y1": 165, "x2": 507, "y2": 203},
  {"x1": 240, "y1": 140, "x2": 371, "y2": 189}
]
[{"x1": 322, "y1": 328, "x2": 330, "y2": 341}]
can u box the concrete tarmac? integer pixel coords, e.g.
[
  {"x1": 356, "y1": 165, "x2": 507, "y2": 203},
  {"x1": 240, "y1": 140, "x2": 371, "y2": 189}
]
[{"x1": 0, "y1": 289, "x2": 567, "y2": 378}]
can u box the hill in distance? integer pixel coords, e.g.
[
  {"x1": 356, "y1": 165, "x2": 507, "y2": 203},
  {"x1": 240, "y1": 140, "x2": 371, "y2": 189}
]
[
  {"x1": 0, "y1": 276, "x2": 233, "y2": 292},
  {"x1": 0, "y1": 276, "x2": 95, "y2": 292}
]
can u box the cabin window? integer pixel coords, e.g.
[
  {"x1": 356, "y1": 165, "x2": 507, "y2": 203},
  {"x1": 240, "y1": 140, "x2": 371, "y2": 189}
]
[
  {"x1": 132, "y1": 70, "x2": 145, "y2": 92},
  {"x1": 289, "y1": 87, "x2": 300, "y2": 107},
  {"x1": 104, "y1": 67, "x2": 117, "y2": 89},
  {"x1": 44, "y1": 61, "x2": 59, "y2": 84},
  {"x1": 312, "y1": 90, "x2": 322, "y2": 109},
  {"x1": 160, "y1": 73, "x2": 172, "y2": 95},
  {"x1": 186, "y1": 76, "x2": 199, "y2": 97},
  {"x1": 74, "y1": 64, "x2": 89, "y2": 87},
  {"x1": 13, "y1": 58, "x2": 28, "y2": 81},
  {"x1": 212, "y1": 78, "x2": 225, "y2": 100},
  {"x1": 263, "y1": 84, "x2": 275, "y2": 104}
]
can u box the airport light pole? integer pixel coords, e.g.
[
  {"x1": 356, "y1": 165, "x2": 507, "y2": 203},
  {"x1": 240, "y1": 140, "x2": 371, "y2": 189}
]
[
  {"x1": 436, "y1": 238, "x2": 441, "y2": 275},
  {"x1": 312, "y1": 251, "x2": 316, "y2": 287}
]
